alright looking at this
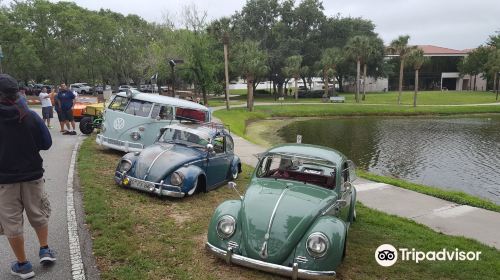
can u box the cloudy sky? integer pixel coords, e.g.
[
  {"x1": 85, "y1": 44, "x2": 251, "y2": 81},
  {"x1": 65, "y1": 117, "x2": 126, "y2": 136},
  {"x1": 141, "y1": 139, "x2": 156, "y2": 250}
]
[{"x1": 5, "y1": 0, "x2": 500, "y2": 49}]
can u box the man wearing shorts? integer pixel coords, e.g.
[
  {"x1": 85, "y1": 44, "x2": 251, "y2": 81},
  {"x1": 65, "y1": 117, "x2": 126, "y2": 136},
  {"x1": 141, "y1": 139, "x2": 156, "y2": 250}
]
[
  {"x1": 39, "y1": 87, "x2": 53, "y2": 128},
  {"x1": 54, "y1": 83, "x2": 76, "y2": 135},
  {"x1": 0, "y1": 74, "x2": 56, "y2": 279}
]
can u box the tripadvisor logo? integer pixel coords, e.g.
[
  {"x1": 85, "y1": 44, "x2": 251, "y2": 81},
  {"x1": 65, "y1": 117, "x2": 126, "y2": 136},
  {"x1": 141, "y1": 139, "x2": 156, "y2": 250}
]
[{"x1": 375, "y1": 244, "x2": 482, "y2": 267}]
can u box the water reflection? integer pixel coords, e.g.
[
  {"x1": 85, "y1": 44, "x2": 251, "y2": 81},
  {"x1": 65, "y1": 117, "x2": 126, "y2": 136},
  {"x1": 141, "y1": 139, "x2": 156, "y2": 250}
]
[{"x1": 279, "y1": 116, "x2": 500, "y2": 204}]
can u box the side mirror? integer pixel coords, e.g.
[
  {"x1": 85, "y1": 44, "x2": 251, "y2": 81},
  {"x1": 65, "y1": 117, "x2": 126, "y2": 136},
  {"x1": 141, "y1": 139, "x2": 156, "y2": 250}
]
[
  {"x1": 206, "y1": 143, "x2": 214, "y2": 153},
  {"x1": 227, "y1": 181, "x2": 243, "y2": 200}
]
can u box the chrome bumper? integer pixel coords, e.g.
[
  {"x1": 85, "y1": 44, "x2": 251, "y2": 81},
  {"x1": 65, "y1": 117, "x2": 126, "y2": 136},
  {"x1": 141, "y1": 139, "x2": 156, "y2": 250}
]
[
  {"x1": 116, "y1": 173, "x2": 185, "y2": 198},
  {"x1": 96, "y1": 134, "x2": 144, "y2": 152},
  {"x1": 205, "y1": 242, "x2": 336, "y2": 280}
]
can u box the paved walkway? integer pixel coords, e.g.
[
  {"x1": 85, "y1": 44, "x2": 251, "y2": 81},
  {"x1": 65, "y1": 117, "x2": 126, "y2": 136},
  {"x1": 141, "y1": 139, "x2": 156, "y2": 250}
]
[
  {"x1": 231, "y1": 131, "x2": 500, "y2": 250},
  {"x1": 0, "y1": 108, "x2": 99, "y2": 280}
]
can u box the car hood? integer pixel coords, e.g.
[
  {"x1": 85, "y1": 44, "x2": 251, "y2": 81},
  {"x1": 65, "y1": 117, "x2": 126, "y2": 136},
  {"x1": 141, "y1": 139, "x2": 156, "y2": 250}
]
[
  {"x1": 133, "y1": 143, "x2": 205, "y2": 182},
  {"x1": 240, "y1": 178, "x2": 337, "y2": 264}
]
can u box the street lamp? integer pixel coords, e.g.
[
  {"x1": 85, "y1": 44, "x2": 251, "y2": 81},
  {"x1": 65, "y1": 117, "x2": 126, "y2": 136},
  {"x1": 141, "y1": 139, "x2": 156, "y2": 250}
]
[
  {"x1": 169, "y1": 59, "x2": 176, "y2": 97},
  {"x1": 168, "y1": 59, "x2": 184, "y2": 97}
]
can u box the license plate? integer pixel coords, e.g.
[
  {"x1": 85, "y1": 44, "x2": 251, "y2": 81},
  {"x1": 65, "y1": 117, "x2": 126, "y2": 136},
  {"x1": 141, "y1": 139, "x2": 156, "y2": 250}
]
[{"x1": 129, "y1": 178, "x2": 155, "y2": 191}]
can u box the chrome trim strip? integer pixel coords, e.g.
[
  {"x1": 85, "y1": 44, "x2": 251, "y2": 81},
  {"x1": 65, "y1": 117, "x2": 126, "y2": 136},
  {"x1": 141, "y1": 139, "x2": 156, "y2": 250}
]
[
  {"x1": 206, "y1": 242, "x2": 336, "y2": 280},
  {"x1": 261, "y1": 186, "x2": 290, "y2": 259},
  {"x1": 144, "y1": 148, "x2": 171, "y2": 180},
  {"x1": 122, "y1": 175, "x2": 185, "y2": 197}
]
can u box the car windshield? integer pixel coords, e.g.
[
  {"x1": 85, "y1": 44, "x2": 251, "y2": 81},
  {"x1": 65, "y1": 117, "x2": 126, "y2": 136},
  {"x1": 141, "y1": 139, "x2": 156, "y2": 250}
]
[
  {"x1": 158, "y1": 128, "x2": 210, "y2": 148},
  {"x1": 256, "y1": 152, "x2": 336, "y2": 189}
]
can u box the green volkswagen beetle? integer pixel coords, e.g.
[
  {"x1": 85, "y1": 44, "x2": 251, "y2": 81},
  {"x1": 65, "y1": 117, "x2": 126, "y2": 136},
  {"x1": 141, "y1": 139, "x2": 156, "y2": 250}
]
[{"x1": 206, "y1": 144, "x2": 357, "y2": 279}]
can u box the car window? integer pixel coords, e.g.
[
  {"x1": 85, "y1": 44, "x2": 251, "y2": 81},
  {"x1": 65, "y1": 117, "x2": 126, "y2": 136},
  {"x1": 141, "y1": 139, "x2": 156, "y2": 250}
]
[
  {"x1": 256, "y1": 153, "x2": 336, "y2": 189},
  {"x1": 213, "y1": 136, "x2": 224, "y2": 154},
  {"x1": 108, "y1": 96, "x2": 128, "y2": 111},
  {"x1": 159, "y1": 128, "x2": 209, "y2": 147},
  {"x1": 124, "y1": 99, "x2": 153, "y2": 117},
  {"x1": 151, "y1": 104, "x2": 174, "y2": 120},
  {"x1": 226, "y1": 136, "x2": 234, "y2": 152}
]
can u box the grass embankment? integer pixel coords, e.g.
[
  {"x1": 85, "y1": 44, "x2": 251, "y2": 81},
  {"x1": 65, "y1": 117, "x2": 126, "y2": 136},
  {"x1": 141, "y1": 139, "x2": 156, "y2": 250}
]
[
  {"x1": 214, "y1": 103, "x2": 500, "y2": 138},
  {"x1": 78, "y1": 136, "x2": 499, "y2": 279},
  {"x1": 357, "y1": 170, "x2": 500, "y2": 213}
]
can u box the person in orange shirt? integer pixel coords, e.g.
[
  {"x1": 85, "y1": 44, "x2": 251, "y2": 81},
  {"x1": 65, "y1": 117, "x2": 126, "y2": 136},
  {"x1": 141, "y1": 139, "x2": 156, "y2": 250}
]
[{"x1": 49, "y1": 88, "x2": 57, "y2": 105}]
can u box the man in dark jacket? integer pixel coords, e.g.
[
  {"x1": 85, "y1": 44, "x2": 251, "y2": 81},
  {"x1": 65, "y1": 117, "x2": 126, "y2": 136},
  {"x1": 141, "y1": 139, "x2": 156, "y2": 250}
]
[{"x1": 0, "y1": 74, "x2": 56, "y2": 279}]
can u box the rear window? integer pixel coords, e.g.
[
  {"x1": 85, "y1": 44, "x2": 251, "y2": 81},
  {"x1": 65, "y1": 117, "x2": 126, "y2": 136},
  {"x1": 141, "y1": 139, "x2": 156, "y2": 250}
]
[
  {"x1": 125, "y1": 99, "x2": 153, "y2": 117},
  {"x1": 108, "y1": 96, "x2": 128, "y2": 111}
]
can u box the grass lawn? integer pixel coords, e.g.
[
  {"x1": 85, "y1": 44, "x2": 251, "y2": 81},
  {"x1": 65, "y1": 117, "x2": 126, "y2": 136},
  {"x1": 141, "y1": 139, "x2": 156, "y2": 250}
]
[
  {"x1": 78, "y1": 136, "x2": 499, "y2": 280},
  {"x1": 223, "y1": 90, "x2": 500, "y2": 106}
]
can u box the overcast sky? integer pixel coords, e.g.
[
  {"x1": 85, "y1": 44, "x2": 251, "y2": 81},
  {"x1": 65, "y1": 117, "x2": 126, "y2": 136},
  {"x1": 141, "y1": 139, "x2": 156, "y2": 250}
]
[{"x1": 5, "y1": 0, "x2": 500, "y2": 49}]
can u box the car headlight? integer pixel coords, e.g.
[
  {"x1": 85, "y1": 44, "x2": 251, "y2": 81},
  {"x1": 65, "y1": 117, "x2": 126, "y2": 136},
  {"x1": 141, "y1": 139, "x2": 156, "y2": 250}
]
[
  {"x1": 130, "y1": 131, "x2": 141, "y2": 141},
  {"x1": 306, "y1": 232, "x2": 329, "y2": 258},
  {"x1": 216, "y1": 215, "x2": 236, "y2": 239},
  {"x1": 118, "y1": 160, "x2": 132, "y2": 173},
  {"x1": 170, "y1": 172, "x2": 184, "y2": 186}
]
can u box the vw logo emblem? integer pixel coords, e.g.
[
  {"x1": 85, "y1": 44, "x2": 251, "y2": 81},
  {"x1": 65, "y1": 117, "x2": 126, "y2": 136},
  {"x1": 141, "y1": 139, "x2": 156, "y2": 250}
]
[{"x1": 113, "y1": 118, "x2": 125, "y2": 130}]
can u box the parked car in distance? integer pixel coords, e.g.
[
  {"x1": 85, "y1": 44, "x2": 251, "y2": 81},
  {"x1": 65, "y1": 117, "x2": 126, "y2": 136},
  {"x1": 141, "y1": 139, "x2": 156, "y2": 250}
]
[
  {"x1": 118, "y1": 85, "x2": 137, "y2": 92},
  {"x1": 114, "y1": 123, "x2": 241, "y2": 198},
  {"x1": 95, "y1": 85, "x2": 111, "y2": 94},
  {"x1": 206, "y1": 144, "x2": 357, "y2": 279},
  {"x1": 70, "y1": 83, "x2": 92, "y2": 94},
  {"x1": 96, "y1": 90, "x2": 212, "y2": 152}
]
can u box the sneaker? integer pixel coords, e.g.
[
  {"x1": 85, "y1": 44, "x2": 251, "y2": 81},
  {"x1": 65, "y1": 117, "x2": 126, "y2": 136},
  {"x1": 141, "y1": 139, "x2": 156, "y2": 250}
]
[
  {"x1": 69, "y1": 131, "x2": 77, "y2": 135},
  {"x1": 10, "y1": 261, "x2": 35, "y2": 279},
  {"x1": 62, "y1": 130, "x2": 71, "y2": 135},
  {"x1": 39, "y1": 247, "x2": 56, "y2": 264},
  {"x1": 48, "y1": 125, "x2": 53, "y2": 129}
]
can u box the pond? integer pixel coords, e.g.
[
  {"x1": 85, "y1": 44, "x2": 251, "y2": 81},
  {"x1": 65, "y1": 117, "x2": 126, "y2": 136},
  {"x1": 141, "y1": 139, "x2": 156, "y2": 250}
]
[{"x1": 278, "y1": 115, "x2": 500, "y2": 204}]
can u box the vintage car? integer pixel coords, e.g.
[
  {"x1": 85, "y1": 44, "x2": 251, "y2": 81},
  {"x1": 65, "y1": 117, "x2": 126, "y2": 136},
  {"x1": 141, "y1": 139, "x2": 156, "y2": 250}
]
[
  {"x1": 72, "y1": 96, "x2": 101, "y2": 121},
  {"x1": 97, "y1": 90, "x2": 211, "y2": 152},
  {"x1": 206, "y1": 144, "x2": 357, "y2": 279},
  {"x1": 114, "y1": 123, "x2": 241, "y2": 198}
]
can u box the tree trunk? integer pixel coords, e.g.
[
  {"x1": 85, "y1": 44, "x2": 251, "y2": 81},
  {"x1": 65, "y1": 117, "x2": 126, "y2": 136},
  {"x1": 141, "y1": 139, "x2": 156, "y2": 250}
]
[
  {"x1": 294, "y1": 76, "x2": 298, "y2": 100},
  {"x1": 323, "y1": 68, "x2": 328, "y2": 98},
  {"x1": 398, "y1": 58, "x2": 404, "y2": 105},
  {"x1": 355, "y1": 59, "x2": 360, "y2": 103},
  {"x1": 362, "y1": 63, "x2": 367, "y2": 101},
  {"x1": 473, "y1": 74, "x2": 477, "y2": 91},
  {"x1": 302, "y1": 77, "x2": 308, "y2": 90},
  {"x1": 247, "y1": 75, "x2": 254, "y2": 112},
  {"x1": 202, "y1": 88, "x2": 208, "y2": 106},
  {"x1": 223, "y1": 43, "x2": 230, "y2": 110},
  {"x1": 494, "y1": 72, "x2": 498, "y2": 101},
  {"x1": 414, "y1": 68, "x2": 419, "y2": 107},
  {"x1": 277, "y1": 83, "x2": 284, "y2": 97}
]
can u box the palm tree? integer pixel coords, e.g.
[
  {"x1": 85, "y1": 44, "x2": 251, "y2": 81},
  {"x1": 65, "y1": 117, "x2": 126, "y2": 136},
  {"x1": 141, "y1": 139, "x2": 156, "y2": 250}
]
[
  {"x1": 407, "y1": 48, "x2": 429, "y2": 107},
  {"x1": 485, "y1": 49, "x2": 500, "y2": 101},
  {"x1": 346, "y1": 36, "x2": 371, "y2": 103},
  {"x1": 232, "y1": 40, "x2": 268, "y2": 111},
  {"x1": 319, "y1": 48, "x2": 343, "y2": 98},
  {"x1": 282, "y1": 55, "x2": 303, "y2": 100},
  {"x1": 389, "y1": 35, "x2": 417, "y2": 105}
]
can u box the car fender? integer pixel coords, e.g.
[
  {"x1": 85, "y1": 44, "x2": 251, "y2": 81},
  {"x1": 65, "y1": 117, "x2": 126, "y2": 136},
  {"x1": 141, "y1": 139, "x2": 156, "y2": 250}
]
[
  {"x1": 348, "y1": 186, "x2": 357, "y2": 223},
  {"x1": 292, "y1": 215, "x2": 347, "y2": 271},
  {"x1": 230, "y1": 155, "x2": 242, "y2": 174},
  {"x1": 207, "y1": 200, "x2": 243, "y2": 251},
  {"x1": 174, "y1": 164, "x2": 206, "y2": 193}
]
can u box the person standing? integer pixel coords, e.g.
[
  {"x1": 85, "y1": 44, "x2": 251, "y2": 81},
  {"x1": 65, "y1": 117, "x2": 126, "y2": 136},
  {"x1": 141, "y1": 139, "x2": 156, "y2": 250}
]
[
  {"x1": 39, "y1": 87, "x2": 53, "y2": 128},
  {"x1": 0, "y1": 74, "x2": 56, "y2": 279},
  {"x1": 54, "y1": 83, "x2": 76, "y2": 135}
]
